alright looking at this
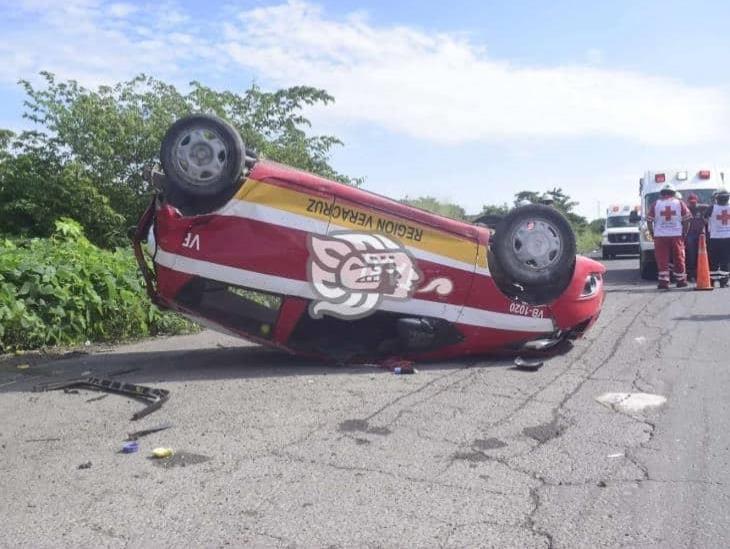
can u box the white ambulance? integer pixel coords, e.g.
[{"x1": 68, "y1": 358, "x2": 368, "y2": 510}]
[
  {"x1": 601, "y1": 204, "x2": 640, "y2": 260},
  {"x1": 636, "y1": 169, "x2": 724, "y2": 279}
]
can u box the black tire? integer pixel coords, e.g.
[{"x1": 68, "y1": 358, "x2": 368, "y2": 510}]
[
  {"x1": 488, "y1": 249, "x2": 573, "y2": 305},
  {"x1": 160, "y1": 114, "x2": 244, "y2": 199},
  {"x1": 602, "y1": 249, "x2": 609, "y2": 260},
  {"x1": 491, "y1": 205, "x2": 576, "y2": 288}
]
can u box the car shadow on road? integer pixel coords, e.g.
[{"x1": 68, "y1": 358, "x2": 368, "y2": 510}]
[{"x1": 0, "y1": 345, "x2": 522, "y2": 394}]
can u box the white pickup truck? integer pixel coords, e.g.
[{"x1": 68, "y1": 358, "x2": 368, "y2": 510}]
[{"x1": 601, "y1": 204, "x2": 640, "y2": 260}]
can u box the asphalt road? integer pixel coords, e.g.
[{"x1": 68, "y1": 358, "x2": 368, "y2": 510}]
[{"x1": 1, "y1": 257, "x2": 729, "y2": 548}]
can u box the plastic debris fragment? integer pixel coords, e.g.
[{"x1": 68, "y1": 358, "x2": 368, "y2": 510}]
[
  {"x1": 152, "y1": 447, "x2": 174, "y2": 459},
  {"x1": 122, "y1": 441, "x2": 139, "y2": 454}
]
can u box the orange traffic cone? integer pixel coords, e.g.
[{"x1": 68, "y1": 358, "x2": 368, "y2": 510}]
[{"x1": 695, "y1": 232, "x2": 713, "y2": 291}]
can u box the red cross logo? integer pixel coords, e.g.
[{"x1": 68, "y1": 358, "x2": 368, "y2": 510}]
[
  {"x1": 661, "y1": 205, "x2": 676, "y2": 222},
  {"x1": 716, "y1": 209, "x2": 730, "y2": 226}
]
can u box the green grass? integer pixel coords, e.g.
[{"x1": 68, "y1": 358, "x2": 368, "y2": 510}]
[{"x1": 0, "y1": 218, "x2": 196, "y2": 352}]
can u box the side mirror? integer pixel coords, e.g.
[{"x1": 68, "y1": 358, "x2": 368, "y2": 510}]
[{"x1": 629, "y1": 210, "x2": 640, "y2": 223}]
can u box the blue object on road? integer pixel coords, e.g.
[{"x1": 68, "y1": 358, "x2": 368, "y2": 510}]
[{"x1": 122, "y1": 441, "x2": 139, "y2": 454}]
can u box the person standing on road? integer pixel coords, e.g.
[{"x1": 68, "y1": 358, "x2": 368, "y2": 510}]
[
  {"x1": 684, "y1": 193, "x2": 707, "y2": 282},
  {"x1": 705, "y1": 188, "x2": 730, "y2": 288},
  {"x1": 647, "y1": 184, "x2": 691, "y2": 290}
]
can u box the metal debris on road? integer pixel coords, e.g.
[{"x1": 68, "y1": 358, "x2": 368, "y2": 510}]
[
  {"x1": 33, "y1": 376, "x2": 170, "y2": 421},
  {"x1": 17, "y1": 364, "x2": 29, "y2": 370},
  {"x1": 514, "y1": 357, "x2": 544, "y2": 371},
  {"x1": 77, "y1": 461, "x2": 92, "y2": 470},
  {"x1": 127, "y1": 422, "x2": 174, "y2": 441}
]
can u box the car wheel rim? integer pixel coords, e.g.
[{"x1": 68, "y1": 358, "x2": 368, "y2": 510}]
[
  {"x1": 511, "y1": 219, "x2": 563, "y2": 270},
  {"x1": 173, "y1": 127, "x2": 228, "y2": 184}
]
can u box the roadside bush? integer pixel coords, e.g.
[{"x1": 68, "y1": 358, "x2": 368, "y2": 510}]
[
  {"x1": 0, "y1": 218, "x2": 195, "y2": 352},
  {"x1": 0, "y1": 146, "x2": 126, "y2": 248},
  {"x1": 576, "y1": 228, "x2": 602, "y2": 255}
]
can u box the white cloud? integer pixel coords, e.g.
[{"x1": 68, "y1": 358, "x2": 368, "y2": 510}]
[
  {"x1": 108, "y1": 2, "x2": 138, "y2": 18},
  {"x1": 2, "y1": 0, "x2": 728, "y2": 148},
  {"x1": 0, "y1": 1, "x2": 219, "y2": 88},
  {"x1": 223, "y1": 1, "x2": 729, "y2": 146}
]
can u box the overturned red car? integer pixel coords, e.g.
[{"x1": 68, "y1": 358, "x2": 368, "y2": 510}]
[{"x1": 132, "y1": 115, "x2": 605, "y2": 362}]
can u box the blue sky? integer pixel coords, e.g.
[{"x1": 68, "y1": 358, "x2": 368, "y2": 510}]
[{"x1": 2, "y1": 0, "x2": 729, "y2": 219}]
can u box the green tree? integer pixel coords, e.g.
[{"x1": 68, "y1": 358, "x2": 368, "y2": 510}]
[
  {"x1": 0, "y1": 129, "x2": 12, "y2": 159},
  {"x1": 480, "y1": 188, "x2": 600, "y2": 253},
  {"x1": 514, "y1": 190, "x2": 541, "y2": 206},
  {"x1": 400, "y1": 196, "x2": 467, "y2": 220},
  {"x1": 18, "y1": 72, "x2": 360, "y2": 236},
  {"x1": 511, "y1": 187, "x2": 587, "y2": 228},
  {"x1": 589, "y1": 218, "x2": 605, "y2": 233},
  {"x1": 0, "y1": 131, "x2": 125, "y2": 246},
  {"x1": 544, "y1": 187, "x2": 587, "y2": 228},
  {"x1": 479, "y1": 203, "x2": 510, "y2": 216},
  {"x1": 544, "y1": 187, "x2": 579, "y2": 212}
]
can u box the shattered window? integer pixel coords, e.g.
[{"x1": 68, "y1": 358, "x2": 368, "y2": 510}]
[{"x1": 176, "y1": 278, "x2": 281, "y2": 339}]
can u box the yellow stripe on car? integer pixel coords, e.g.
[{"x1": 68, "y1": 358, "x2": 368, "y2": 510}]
[{"x1": 233, "y1": 179, "x2": 485, "y2": 268}]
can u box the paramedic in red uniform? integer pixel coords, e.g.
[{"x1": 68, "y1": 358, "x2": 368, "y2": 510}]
[
  {"x1": 684, "y1": 193, "x2": 706, "y2": 282},
  {"x1": 647, "y1": 183, "x2": 691, "y2": 290},
  {"x1": 705, "y1": 188, "x2": 730, "y2": 288}
]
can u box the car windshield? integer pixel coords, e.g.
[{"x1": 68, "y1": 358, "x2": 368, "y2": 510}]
[
  {"x1": 606, "y1": 215, "x2": 637, "y2": 228},
  {"x1": 644, "y1": 188, "x2": 717, "y2": 213}
]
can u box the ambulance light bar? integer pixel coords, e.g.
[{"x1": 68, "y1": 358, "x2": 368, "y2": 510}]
[
  {"x1": 676, "y1": 171, "x2": 688, "y2": 181},
  {"x1": 655, "y1": 173, "x2": 666, "y2": 183},
  {"x1": 699, "y1": 170, "x2": 711, "y2": 179}
]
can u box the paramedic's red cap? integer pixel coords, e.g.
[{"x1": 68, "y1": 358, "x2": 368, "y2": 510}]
[{"x1": 688, "y1": 193, "x2": 699, "y2": 203}]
